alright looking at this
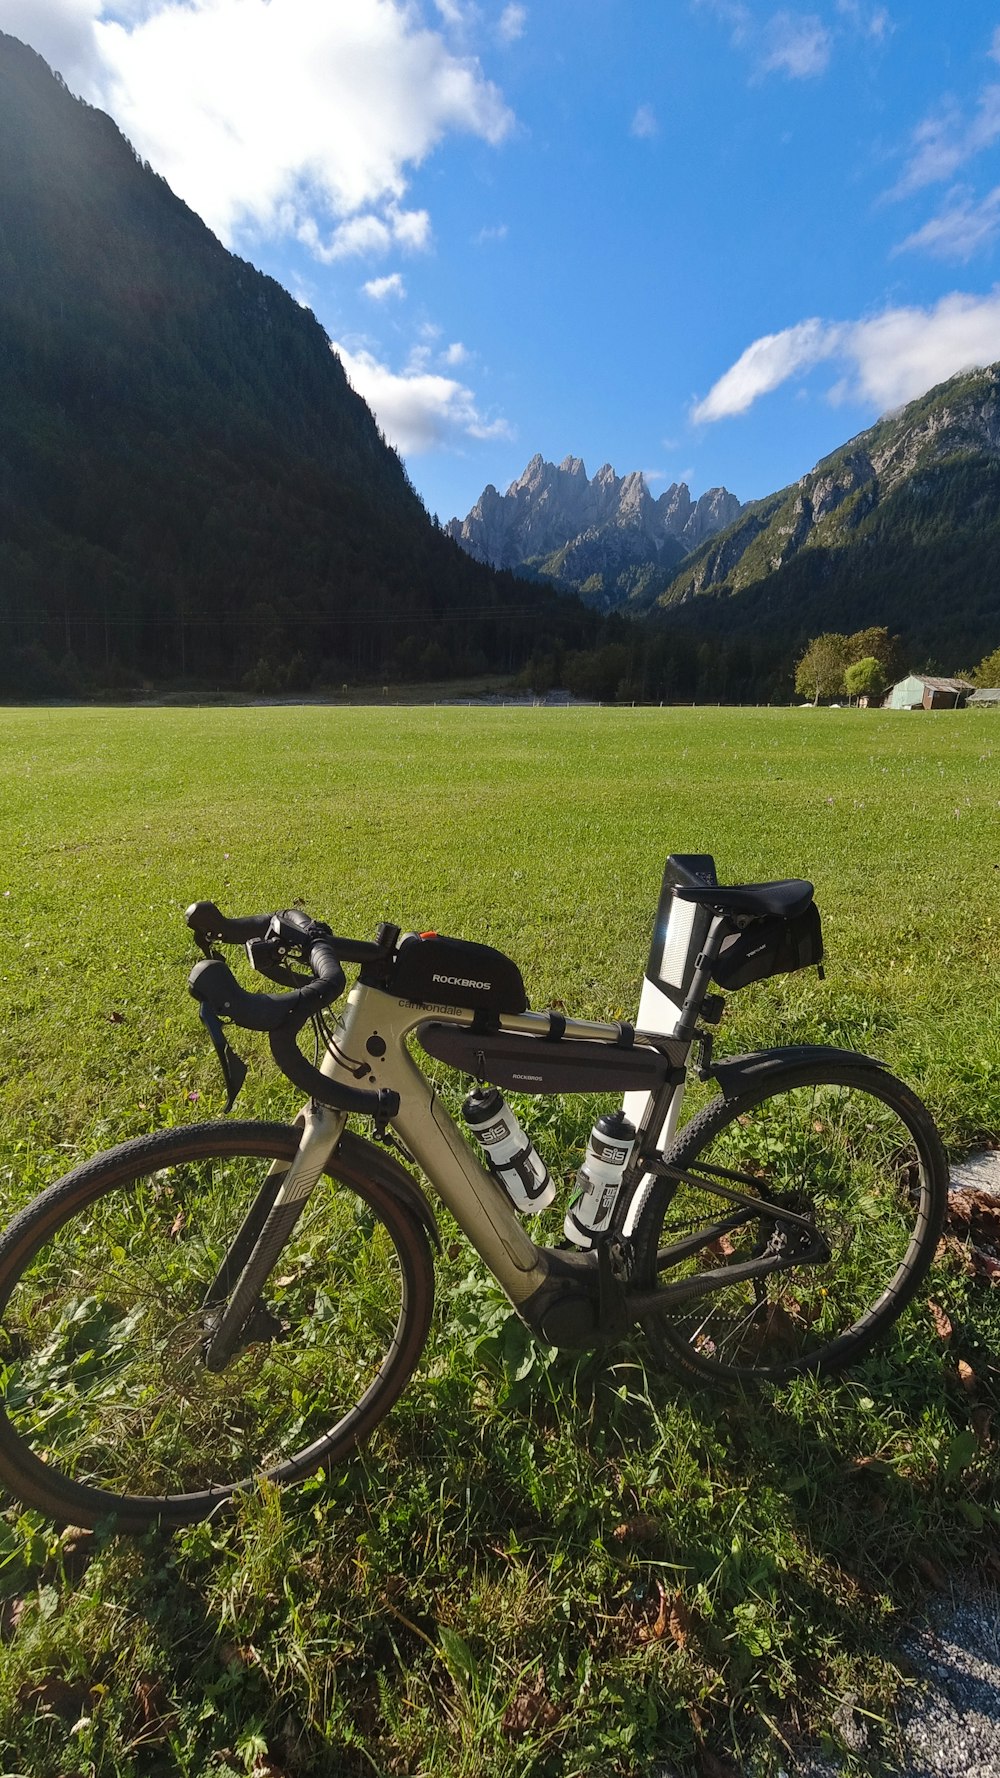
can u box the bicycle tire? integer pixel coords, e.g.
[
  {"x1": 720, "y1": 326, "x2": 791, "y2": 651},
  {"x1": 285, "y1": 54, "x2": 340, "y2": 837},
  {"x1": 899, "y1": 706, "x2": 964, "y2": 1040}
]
[
  {"x1": 628, "y1": 1061, "x2": 948, "y2": 1384},
  {"x1": 0, "y1": 1122, "x2": 435, "y2": 1529}
]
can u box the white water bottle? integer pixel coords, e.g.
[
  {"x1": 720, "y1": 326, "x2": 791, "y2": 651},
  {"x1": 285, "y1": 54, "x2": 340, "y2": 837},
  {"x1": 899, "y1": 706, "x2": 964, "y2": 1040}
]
[
  {"x1": 563, "y1": 1110, "x2": 637, "y2": 1248},
  {"x1": 462, "y1": 1086, "x2": 555, "y2": 1214}
]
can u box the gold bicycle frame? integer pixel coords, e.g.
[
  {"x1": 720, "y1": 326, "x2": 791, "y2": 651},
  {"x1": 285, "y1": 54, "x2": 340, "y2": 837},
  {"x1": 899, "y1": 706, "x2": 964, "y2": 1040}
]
[{"x1": 270, "y1": 978, "x2": 693, "y2": 1316}]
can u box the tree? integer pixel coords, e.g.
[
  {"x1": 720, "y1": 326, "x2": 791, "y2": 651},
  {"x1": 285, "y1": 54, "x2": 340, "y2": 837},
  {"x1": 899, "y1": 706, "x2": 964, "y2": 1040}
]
[
  {"x1": 846, "y1": 626, "x2": 901, "y2": 679},
  {"x1": 972, "y1": 644, "x2": 1000, "y2": 687},
  {"x1": 844, "y1": 656, "x2": 885, "y2": 704},
  {"x1": 794, "y1": 632, "x2": 849, "y2": 704}
]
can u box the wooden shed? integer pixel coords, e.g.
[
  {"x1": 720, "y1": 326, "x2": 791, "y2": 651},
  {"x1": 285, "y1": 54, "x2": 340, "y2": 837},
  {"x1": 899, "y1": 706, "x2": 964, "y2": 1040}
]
[
  {"x1": 969, "y1": 687, "x2": 1000, "y2": 707},
  {"x1": 886, "y1": 674, "x2": 974, "y2": 710}
]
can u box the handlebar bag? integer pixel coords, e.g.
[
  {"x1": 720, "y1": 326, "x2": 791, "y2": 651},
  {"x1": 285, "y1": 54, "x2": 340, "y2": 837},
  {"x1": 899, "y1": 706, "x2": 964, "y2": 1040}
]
[
  {"x1": 389, "y1": 934, "x2": 528, "y2": 1013},
  {"x1": 711, "y1": 903, "x2": 823, "y2": 992}
]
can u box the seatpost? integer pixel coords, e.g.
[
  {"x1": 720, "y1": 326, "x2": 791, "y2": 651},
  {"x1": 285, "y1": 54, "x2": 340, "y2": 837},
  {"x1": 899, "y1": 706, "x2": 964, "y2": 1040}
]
[{"x1": 672, "y1": 913, "x2": 729, "y2": 1042}]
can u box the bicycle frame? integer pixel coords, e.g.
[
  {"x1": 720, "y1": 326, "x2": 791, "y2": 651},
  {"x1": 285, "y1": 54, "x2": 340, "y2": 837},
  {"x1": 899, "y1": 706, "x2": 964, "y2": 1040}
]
[{"x1": 203, "y1": 904, "x2": 835, "y2": 1360}]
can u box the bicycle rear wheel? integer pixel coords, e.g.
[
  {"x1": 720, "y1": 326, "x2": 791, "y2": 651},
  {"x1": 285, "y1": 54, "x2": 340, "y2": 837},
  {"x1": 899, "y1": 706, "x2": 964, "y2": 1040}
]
[
  {"x1": 0, "y1": 1122, "x2": 435, "y2": 1528},
  {"x1": 629, "y1": 1061, "x2": 948, "y2": 1384}
]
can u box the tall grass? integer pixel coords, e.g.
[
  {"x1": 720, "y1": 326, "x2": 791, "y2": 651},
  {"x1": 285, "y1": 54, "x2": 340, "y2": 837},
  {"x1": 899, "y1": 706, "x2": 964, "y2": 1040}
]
[{"x1": 0, "y1": 705, "x2": 997, "y2": 1776}]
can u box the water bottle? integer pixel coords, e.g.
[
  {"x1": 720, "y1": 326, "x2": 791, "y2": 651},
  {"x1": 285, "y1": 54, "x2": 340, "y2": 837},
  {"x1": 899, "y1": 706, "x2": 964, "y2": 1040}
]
[
  {"x1": 462, "y1": 1086, "x2": 555, "y2": 1214},
  {"x1": 563, "y1": 1110, "x2": 637, "y2": 1248}
]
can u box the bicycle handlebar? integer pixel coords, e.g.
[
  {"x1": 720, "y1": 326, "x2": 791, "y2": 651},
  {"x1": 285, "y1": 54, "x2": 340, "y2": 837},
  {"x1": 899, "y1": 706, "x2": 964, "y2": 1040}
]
[{"x1": 185, "y1": 901, "x2": 400, "y2": 1120}]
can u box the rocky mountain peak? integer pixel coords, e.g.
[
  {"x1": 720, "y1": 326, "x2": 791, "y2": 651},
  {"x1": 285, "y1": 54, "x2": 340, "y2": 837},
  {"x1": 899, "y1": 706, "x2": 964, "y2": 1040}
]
[{"x1": 446, "y1": 452, "x2": 743, "y2": 610}]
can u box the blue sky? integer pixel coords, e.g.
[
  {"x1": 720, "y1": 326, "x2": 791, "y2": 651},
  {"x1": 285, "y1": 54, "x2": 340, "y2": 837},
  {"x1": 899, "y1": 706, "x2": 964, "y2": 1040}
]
[{"x1": 5, "y1": 1, "x2": 1000, "y2": 523}]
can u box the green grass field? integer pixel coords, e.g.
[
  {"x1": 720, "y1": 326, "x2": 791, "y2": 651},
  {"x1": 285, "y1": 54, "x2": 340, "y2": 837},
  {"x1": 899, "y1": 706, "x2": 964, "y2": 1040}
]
[{"x1": 0, "y1": 705, "x2": 998, "y2": 1777}]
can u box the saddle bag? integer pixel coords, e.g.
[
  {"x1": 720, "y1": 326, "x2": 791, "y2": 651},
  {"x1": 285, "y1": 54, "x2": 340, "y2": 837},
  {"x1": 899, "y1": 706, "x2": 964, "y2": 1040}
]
[{"x1": 711, "y1": 902, "x2": 823, "y2": 992}]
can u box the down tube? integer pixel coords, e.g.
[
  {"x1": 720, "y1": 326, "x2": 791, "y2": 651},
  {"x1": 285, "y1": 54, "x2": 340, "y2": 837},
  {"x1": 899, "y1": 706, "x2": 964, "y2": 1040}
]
[{"x1": 390, "y1": 1052, "x2": 551, "y2": 1307}]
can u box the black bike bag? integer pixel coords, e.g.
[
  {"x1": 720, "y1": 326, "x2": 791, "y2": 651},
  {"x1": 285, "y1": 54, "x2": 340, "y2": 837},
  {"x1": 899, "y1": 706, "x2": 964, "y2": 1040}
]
[
  {"x1": 417, "y1": 1022, "x2": 683, "y2": 1095},
  {"x1": 388, "y1": 934, "x2": 528, "y2": 1014},
  {"x1": 712, "y1": 902, "x2": 823, "y2": 991}
]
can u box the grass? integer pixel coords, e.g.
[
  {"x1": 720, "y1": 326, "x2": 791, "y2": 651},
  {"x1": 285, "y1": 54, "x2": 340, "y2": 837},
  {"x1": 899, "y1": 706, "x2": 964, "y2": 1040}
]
[{"x1": 0, "y1": 703, "x2": 998, "y2": 1776}]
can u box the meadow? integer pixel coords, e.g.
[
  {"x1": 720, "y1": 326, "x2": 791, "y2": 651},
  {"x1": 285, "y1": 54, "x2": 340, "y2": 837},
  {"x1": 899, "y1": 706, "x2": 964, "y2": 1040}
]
[{"x1": 0, "y1": 703, "x2": 998, "y2": 1777}]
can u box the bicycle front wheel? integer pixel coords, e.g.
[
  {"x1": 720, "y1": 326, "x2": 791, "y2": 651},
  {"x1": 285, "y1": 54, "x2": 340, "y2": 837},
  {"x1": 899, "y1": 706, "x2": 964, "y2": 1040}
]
[
  {"x1": 629, "y1": 1062, "x2": 948, "y2": 1384},
  {"x1": 0, "y1": 1122, "x2": 435, "y2": 1529}
]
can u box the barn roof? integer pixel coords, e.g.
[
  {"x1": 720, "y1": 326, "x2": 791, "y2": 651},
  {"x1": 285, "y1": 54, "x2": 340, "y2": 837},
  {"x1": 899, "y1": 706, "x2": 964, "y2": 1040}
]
[{"x1": 915, "y1": 676, "x2": 975, "y2": 692}]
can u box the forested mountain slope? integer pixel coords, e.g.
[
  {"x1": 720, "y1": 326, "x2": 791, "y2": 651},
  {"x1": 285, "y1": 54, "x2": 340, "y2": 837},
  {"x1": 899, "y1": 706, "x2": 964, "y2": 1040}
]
[
  {"x1": 0, "y1": 34, "x2": 590, "y2": 692},
  {"x1": 655, "y1": 367, "x2": 1000, "y2": 666}
]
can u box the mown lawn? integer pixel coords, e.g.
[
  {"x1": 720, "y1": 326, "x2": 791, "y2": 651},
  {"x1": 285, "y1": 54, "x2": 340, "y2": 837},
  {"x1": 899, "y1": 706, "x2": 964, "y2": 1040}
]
[{"x1": 0, "y1": 704, "x2": 998, "y2": 1777}]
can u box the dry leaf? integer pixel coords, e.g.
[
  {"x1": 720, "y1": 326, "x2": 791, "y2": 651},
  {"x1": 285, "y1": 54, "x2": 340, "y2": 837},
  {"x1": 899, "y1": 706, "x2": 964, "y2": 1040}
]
[
  {"x1": 611, "y1": 1514, "x2": 659, "y2": 1543},
  {"x1": 971, "y1": 1406, "x2": 994, "y2": 1447},
  {"x1": 666, "y1": 1594, "x2": 693, "y2": 1649},
  {"x1": 0, "y1": 1597, "x2": 26, "y2": 1640},
  {"x1": 947, "y1": 1189, "x2": 1000, "y2": 1242},
  {"x1": 915, "y1": 1554, "x2": 949, "y2": 1590},
  {"x1": 936, "y1": 1235, "x2": 978, "y2": 1277},
  {"x1": 698, "y1": 1748, "x2": 741, "y2": 1778},
  {"x1": 169, "y1": 1209, "x2": 186, "y2": 1239},
  {"x1": 638, "y1": 1580, "x2": 669, "y2": 1643},
  {"x1": 956, "y1": 1359, "x2": 977, "y2": 1393},
  {"x1": 706, "y1": 1234, "x2": 736, "y2": 1261},
  {"x1": 501, "y1": 1668, "x2": 560, "y2": 1739},
  {"x1": 21, "y1": 1676, "x2": 88, "y2": 1719},
  {"x1": 106, "y1": 1010, "x2": 126, "y2": 1024},
  {"x1": 927, "y1": 1300, "x2": 953, "y2": 1342},
  {"x1": 133, "y1": 1676, "x2": 177, "y2": 1739}
]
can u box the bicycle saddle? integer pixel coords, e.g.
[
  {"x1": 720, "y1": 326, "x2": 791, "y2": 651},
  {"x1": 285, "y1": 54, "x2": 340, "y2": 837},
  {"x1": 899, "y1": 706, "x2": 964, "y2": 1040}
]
[{"x1": 672, "y1": 878, "x2": 813, "y2": 919}]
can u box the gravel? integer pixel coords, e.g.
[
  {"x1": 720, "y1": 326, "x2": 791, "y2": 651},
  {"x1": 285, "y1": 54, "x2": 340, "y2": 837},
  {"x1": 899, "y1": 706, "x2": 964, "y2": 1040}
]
[{"x1": 786, "y1": 1582, "x2": 1000, "y2": 1776}]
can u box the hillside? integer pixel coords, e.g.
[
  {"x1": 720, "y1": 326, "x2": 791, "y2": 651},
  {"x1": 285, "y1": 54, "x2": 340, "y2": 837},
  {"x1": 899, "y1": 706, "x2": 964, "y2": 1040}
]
[
  {"x1": 654, "y1": 367, "x2": 1000, "y2": 666},
  {"x1": 447, "y1": 454, "x2": 741, "y2": 610},
  {"x1": 0, "y1": 34, "x2": 592, "y2": 693}
]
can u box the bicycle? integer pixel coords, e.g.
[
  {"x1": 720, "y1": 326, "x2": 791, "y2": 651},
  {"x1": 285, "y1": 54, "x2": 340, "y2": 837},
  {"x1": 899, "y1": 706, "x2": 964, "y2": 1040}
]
[{"x1": 0, "y1": 855, "x2": 948, "y2": 1529}]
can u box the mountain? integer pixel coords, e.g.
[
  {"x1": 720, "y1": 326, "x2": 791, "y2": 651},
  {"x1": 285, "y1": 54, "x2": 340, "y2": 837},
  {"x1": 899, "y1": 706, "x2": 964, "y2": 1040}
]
[
  {"x1": 0, "y1": 34, "x2": 593, "y2": 693},
  {"x1": 654, "y1": 366, "x2": 1000, "y2": 666},
  {"x1": 446, "y1": 455, "x2": 742, "y2": 610}
]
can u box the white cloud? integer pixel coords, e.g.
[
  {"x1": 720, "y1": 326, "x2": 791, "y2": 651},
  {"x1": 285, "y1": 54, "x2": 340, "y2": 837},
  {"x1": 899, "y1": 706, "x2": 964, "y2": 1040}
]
[
  {"x1": 332, "y1": 341, "x2": 513, "y2": 454},
  {"x1": 757, "y1": 11, "x2": 831, "y2": 79},
  {"x1": 497, "y1": 4, "x2": 526, "y2": 44},
  {"x1": 692, "y1": 318, "x2": 842, "y2": 421},
  {"x1": 895, "y1": 186, "x2": 1000, "y2": 262},
  {"x1": 0, "y1": 0, "x2": 514, "y2": 257},
  {"x1": 442, "y1": 341, "x2": 470, "y2": 365},
  {"x1": 305, "y1": 204, "x2": 431, "y2": 262},
  {"x1": 891, "y1": 81, "x2": 1000, "y2": 199},
  {"x1": 696, "y1": 2, "x2": 831, "y2": 80},
  {"x1": 692, "y1": 289, "x2": 1000, "y2": 422},
  {"x1": 835, "y1": 0, "x2": 891, "y2": 42},
  {"x1": 363, "y1": 272, "x2": 406, "y2": 300},
  {"x1": 0, "y1": 0, "x2": 103, "y2": 83},
  {"x1": 630, "y1": 103, "x2": 659, "y2": 139},
  {"x1": 474, "y1": 221, "x2": 508, "y2": 243}
]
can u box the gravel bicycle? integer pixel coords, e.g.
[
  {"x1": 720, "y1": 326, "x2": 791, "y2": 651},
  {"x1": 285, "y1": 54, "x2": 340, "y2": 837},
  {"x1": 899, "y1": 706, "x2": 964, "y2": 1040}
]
[{"x1": 0, "y1": 855, "x2": 948, "y2": 1529}]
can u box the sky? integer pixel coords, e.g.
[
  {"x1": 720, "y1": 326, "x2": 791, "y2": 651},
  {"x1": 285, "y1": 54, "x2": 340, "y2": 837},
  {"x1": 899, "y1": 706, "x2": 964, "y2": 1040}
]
[{"x1": 5, "y1": 1, "x2": 1000, "y2": 524}]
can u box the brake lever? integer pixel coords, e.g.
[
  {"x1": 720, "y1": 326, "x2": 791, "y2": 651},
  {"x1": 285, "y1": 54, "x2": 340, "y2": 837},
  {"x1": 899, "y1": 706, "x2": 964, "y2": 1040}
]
[{"x1": 198, "y1": 1001, "x2": 248, "y2": 1113}]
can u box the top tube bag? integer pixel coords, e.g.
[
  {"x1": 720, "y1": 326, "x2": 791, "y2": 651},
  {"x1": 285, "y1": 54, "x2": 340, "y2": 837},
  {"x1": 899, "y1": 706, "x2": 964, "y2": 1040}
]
[{"x1": 387, "y1": 933, "x2": 528, "y2": 1014}]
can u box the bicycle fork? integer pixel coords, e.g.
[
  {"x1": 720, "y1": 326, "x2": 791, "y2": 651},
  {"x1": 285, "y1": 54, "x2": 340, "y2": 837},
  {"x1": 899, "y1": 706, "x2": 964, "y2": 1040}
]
[{"x1": 201, "y1": 1102, "x2": 346, "y2": 1372}]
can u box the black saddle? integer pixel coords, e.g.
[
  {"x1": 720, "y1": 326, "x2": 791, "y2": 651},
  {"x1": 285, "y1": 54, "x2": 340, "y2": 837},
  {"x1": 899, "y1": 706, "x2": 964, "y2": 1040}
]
[{"x1": 673, "y1": 879, "x2": 813, "y2": 920}]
